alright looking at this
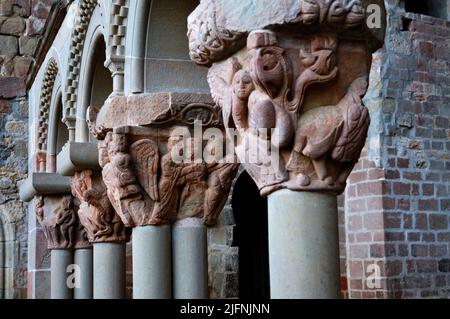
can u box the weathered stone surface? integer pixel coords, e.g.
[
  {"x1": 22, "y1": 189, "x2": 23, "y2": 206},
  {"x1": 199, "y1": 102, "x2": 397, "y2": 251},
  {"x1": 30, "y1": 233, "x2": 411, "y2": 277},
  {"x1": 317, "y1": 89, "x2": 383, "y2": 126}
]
[
  {"x1": 25, "y1": 16, "x2": 45, "y2": 35},
  {"x1": 0, "y1": 17, "x2": 26, "y2": 35},
  {"x1": 0, "y1": 77, "x2": 25, "y2": 98},
  {"x1": 0, "y1": 35, "x2": 18, "y2": 55},
  {"x1": 19, "y1": 35, "x2": 39, "y2": 56}
]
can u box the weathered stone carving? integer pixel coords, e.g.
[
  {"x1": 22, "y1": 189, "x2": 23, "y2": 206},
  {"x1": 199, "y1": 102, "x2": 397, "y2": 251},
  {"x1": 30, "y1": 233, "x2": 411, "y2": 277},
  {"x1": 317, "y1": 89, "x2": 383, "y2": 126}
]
[
  {"x1": 36, "y1": 196, "x2": 77, "y2": 250},
  {"x1": 36, "y1": 58, "x2": 59, "y2": 172},
  {"x1": 71, "y1": 170, "x2": 128, "y2": 243},
  {"x1": 94, "y1": 129, "x2": 238, "y2": 227},
  {"x1": 189, "y1": 0, "x2": 386, "y2": 196},
  {"x1": 64, "y1": 0, "x2": 98, "y2": 132}
]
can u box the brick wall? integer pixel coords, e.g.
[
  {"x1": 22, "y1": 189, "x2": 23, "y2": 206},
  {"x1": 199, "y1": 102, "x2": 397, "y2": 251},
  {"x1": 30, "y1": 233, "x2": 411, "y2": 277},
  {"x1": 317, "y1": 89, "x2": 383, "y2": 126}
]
[
  {"x1": 344, "y1": 0, "x2": 450, "y2": 298},
  {"x1": 0, "y1": 0, "x2": 52, "y2": 299}
]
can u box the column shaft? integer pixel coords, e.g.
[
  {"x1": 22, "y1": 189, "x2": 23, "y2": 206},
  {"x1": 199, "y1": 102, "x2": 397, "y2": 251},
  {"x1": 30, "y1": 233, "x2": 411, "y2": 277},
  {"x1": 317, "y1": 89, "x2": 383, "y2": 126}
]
[
  {"x1": 93, "y1": 242, "x2": 125, "y2": 299},
  {"x1": 74, "y1": 248, "x2": 93, "y2": 299},
  {"x1": 172, "y1": 218, "x2": 208, "y2": 299},
  {"x1": 51, "y1": 249, "x2": 73, "y2": 299},
  {"x1": 267, "y1": 190, "x2": 340, "y2": 299},
  {"x1": 132, "y1": 225, "x2": 171, "y2": 299}
]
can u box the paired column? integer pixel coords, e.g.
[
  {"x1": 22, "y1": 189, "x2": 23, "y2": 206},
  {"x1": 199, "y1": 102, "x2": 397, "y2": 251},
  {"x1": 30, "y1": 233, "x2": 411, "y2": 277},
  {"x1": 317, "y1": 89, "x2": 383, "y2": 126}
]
[
  {"x1": 73, "y1": 247, "x2": 93, "y2": 299},
  {"x1": 50, "y1": 249, "x2": 73, "y2": 299}
]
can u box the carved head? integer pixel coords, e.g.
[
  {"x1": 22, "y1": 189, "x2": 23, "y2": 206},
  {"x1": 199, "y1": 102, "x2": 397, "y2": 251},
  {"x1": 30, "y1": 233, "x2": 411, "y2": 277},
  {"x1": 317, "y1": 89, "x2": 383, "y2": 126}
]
[
  {"x1": 98, "y1": 134, "x2": 112, "y2": 168},
  {"x1": 302, "y1": 35, "x2": 338, "y2": 76},
  {"x1": 247, "y1": 30, "x2": 287, "y2": 99},
  {"x1": 232, "y1": 70, "x2": 254, "y2": 100},
  {"x1": 61, "y1": 195, "x2": 73, "y2": 211},
  {"x1": 108, "y1": 133, "x2": 128, "y2": 156}
]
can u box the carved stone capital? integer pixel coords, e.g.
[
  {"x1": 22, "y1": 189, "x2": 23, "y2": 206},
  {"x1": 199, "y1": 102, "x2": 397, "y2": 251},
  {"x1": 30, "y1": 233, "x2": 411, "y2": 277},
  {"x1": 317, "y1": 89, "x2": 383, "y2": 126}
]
[
  {"x1": 96, "y1": 128, "x2": 238, "y2": 228},
  {"x1": 189, "y1": 0, "x2": 386, "y2": 196},
  {"x1": 71, "y1": 170, "x2": 128, "y2": 243},
  {"x1": 36, "y1": 195, "x2": 78, "y2": 250}
]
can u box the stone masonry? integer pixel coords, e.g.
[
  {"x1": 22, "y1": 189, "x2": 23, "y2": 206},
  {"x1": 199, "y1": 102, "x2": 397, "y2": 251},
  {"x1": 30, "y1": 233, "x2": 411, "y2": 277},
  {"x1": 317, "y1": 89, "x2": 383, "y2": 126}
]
[
  {"x1": 343, "y1": 0, "x2": 450, "y2": 298},
  {"x1": 0, "y1": 0, "x2": 53, "y2": 298}
]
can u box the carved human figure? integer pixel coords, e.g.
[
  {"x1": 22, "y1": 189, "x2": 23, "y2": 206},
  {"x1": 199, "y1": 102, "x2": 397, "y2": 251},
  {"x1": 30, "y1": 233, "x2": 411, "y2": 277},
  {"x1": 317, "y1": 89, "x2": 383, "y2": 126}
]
[
  {"x1": 36, "y1": 195, "x2": 77, "y2": 249},
  {"x1": 71, "y1": 170, "x2": 127, "y2": 243}
]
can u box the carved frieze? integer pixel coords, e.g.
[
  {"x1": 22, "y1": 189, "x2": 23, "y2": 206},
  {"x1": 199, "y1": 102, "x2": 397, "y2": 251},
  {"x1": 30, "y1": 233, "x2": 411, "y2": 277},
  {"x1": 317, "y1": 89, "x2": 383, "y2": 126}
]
[
  {"x1": 71, "y1": 170, "x2": 128, "y2": 243},
  {"x1": 189, "y1": 0, "x2": 386, "y2": 196}
]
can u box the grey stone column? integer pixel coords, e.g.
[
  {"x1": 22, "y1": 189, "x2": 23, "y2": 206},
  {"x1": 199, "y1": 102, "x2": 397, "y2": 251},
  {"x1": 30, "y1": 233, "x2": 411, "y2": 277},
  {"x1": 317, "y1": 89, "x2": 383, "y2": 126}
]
[
  {"x1": 93, "y1": 242, "x2": 125, "y2": 299},
  {"x1": 74, "y1": 248, "x2": 93, "y2": 299},
  {"x1": 172, "y1": 218, "x2": 208, "y2": 299},
  {"x1": 132, "y1": 225, "x2": 172, "y2": 299},
  {"x1": 267, "y1": 190, "x2": 340, "y2": 299},
  {"x1": 51, "y1": 249, "x2": 73, "y2": 299}
]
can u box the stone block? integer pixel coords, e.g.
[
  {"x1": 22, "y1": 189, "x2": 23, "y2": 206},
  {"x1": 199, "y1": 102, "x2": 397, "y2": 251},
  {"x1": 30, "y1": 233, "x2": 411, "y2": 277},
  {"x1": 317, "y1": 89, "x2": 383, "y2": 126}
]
[
  {"x1": 0, "y1": 16, "x2": 26, "y2": 35},
  {"x1": 0, "y1": 35, "x2": 18, "y2": 55},
  {"x1": 0, "y1": 77, "x2": 25, "y2": 98},
  {"x1": 18, "y1": 35, "x2": 39, "y2": 55}
]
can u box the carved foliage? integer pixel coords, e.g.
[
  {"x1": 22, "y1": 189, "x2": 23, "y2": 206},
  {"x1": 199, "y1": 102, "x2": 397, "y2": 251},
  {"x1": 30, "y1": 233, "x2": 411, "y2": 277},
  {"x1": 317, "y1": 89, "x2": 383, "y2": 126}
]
[
  {"x1": 99, "y1": 131, "x2": 239, "y2": 227},
  {"x1": 36, "y1": 196, "x2": 77, "y2": 250},
  {"x1": 207, "y1": 29, "x2": 370, "y2": 195},
  {"x1": 187, "y1": 0, "x2": 246, "y2": 66},
  {"x1": 71, "y1": 170, "x2": 128, "y2": 243}
]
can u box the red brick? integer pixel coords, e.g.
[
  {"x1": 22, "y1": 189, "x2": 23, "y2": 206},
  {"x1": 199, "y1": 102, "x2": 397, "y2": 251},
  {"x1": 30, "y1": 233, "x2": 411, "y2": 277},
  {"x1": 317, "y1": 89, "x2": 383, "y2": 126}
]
[
  {"x1": 357, "y1": 182, "x2": 384, "y2": 196},
  {"x1": 416, "y1": 260, "x2": 438, "y2": 273},
  {"x1": 348, "y1": 215, "x2": 363, "y2": 231},
  {"x1": 0, "y1": 99, "x2": 10, "y2": 113},
  {"x1": 397, "y1": 158, "x2": 410, "y2": 168},
  {"x1": 415, "y1": 213, "x2": 428, "y2": 230},
  {"x1": 350, "y1": 245, "x2": 369, "y2": 259},
  {"x1": 349, "y1": 170, "x2": 367, "y2": 183},
  {"x1": 368, "y1": 168, "x2": 385, "y2": 180},
  {"x1": 385, "y1": 260, "x2": 403, "y2": 276},
  {"x1": 349, "y1": 261, "x2": 363, "y2": 277},
  {"x1": 422, "y1": 183, "x2": 434, "y2": 196},
  {"x1": 398, "y1": 199, "x2": 411, "y2": 211},
  {"x1": 384, "y1": 213, "x2": 401, "y2": 229},
  {"x1": 407, "y1": 232, "x2": 421, "y2": 241},
  {"x1": 403, "y1": 214, "x2": 413, "y2": 229},
  {"x1": 429, "y1": 214, "x2": 448, "y2": 230},
  {"x1": 422, "y1": 233, "x2": 435, "y2": 242},
  {"x1": 383, "y1": 197, "x2": 396, "y2": 210},
  {"x1": 419, "y1": 200, "x2": 439, "y2": 212},
  {"x1": 349, "y1": 279, "x2": 362, "y2": 290},
  {"x1": 430, "y1": 245, "x2": 447, "y2": 257},
  {"x1": 403, "y1": 171, "x2": 421, "y2": 181},
  {"x1": 348, "y1": 199, "x2": 367, "y2": 213},
  {"x1": 386, "y1": 169, "x2": 400, "y2": 179},
  {"x1": 355, "y1": 232, "x2": 371, "y2": 242},
  {"x1": 385, "y1": 232, "x2": 405, "y2": 242},
  {"x1": 370, "y1": 244, "x2": 385, "y2": 258},
  {"x1": 399, "y1": 244, "x2": 409, "y2": 257},
  {"x1": 393, "y1": 182, "x2": 410, "y2": 195},
  {"x1": 411, "y1": 244, "x2": 428, "y2": 257},
  {"x1": 363, "y1": 213, "x2": 384, "y2": 230}
]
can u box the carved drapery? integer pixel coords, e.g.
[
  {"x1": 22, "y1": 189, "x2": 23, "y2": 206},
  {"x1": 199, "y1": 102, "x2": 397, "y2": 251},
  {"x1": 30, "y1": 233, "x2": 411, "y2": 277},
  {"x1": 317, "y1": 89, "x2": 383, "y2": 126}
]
[
  {"x1": 36, "y1": 195, "x2": 89, "y2": 250},
  {"x1": 188, "y1": 0, "x2": 386, "y2": 196},
  {"x1": 71, "y1": 170, "x2": 128, "y2": 243}
]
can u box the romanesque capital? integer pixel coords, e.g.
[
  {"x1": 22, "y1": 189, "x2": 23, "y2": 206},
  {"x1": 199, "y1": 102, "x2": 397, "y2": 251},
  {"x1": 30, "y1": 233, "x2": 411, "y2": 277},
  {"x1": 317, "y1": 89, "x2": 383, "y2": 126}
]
[
  {"x1": 36, "y1": 196, "x2": 78, "y2": 250},
  {"x1": 90, "y1": 127, "x2": 238, "y2": 228},
  {"x1": 71, "y1": 170, "x2": 128, "y2": 243},
  {"x1": 188, "y1": 0, "x2": 386, "y2": 196}
]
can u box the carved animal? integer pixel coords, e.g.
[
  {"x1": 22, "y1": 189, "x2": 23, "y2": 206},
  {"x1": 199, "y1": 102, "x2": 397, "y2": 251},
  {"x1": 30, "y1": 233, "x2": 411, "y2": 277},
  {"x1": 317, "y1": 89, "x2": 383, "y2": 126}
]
[{"x1": 288, "y1": 76, "x2": 370, "y2": 185}]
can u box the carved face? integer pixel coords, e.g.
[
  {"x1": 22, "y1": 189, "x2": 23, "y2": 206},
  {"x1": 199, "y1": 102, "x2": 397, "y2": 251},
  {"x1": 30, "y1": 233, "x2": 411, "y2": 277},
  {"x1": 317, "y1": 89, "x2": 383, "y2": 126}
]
[
  {"x1": 232, "y1": 70, "x2": 254, "y2": 100},
  {"x1": 248, "y1": 46, "x2": 286, "y2": 98},
  {"x1": 109, "y1": 133, "x2": 128, "y2": 155}
]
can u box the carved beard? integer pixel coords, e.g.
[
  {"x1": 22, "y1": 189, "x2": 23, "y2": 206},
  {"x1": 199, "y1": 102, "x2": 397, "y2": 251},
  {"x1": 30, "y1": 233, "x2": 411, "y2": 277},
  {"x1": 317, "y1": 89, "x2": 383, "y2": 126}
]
[{"x1": 250, "y1": 47, "x2": 286, "y2": 99}]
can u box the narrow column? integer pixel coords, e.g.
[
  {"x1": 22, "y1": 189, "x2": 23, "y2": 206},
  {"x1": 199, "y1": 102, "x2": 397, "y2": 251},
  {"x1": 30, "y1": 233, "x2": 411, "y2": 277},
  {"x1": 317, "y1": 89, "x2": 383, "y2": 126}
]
[
  {"x1": 132, "y1": 225, "x2": 172, "y2": 299},
  {"x1": 74, "y1": 248, "x2": 93, "y2": 299},
  {"x1": 93, "y1": 242, "x2": 126, "y2": 299},
  {"x1": 51, "y1": 249, "x2": 73, "y2": 299},
  {"x1": 268, "y1": 190, "x2": 340, "y2": 299},
  {"x1": 172, "y1": 218, "x2": 208, "y2": 299}
]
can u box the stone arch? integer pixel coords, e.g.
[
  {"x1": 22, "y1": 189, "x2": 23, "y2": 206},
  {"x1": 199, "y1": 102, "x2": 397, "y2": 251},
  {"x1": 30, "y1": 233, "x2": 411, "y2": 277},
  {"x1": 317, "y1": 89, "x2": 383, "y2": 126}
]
[
  {"x1": 77, "y1": 25, "x2": 113, "y2": 142},
  {"x1": 36, "y1": 59, "x2": 59, "y2": 155},
  {"x1": 0, "y1": 209, "x2": 16, "y2": 299},
  {"x1": 104, "y1": 0, "x2": 129, "y2": 89},
  {"x1": 63, "y1": 0, "x2": 102, "y2": 135}
]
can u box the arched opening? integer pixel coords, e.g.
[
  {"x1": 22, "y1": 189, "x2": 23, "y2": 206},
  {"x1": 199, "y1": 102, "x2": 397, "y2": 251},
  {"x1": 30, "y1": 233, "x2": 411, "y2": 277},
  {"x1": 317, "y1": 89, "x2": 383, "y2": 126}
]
[
  {"x1": 78, "y1": 33, "x2": 113, "y2": 142},
  {"x1": 55, "y1": 94, "x2": 69, "y2": 155},
  {"x1": 47, "y1": 90, "x2": 69, "y2": 173},
  {"x1": 231, "y1": 171, "x2": 270, "y2": 299},
  {"x1": 144, "y1": 0, "x2": 209, "y2": 93}
]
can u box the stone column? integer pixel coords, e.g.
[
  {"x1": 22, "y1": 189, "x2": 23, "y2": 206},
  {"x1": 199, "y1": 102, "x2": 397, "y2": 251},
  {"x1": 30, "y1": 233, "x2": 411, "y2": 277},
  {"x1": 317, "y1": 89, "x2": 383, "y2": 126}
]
[
  {"x1": 73, "y1": 248, "x2": 93, "y2": 299},
  {"x1": 93, "y1": 242, "x2": 126, "y2": 299},
  {"x1": 71, "y1": 170, "x2": 129, "y2": 299},
  {"x1": 132, "y1": 225, "x2": 172, "y2": 298},
  {"x1": 35, "y1": 196, "x2": 78, "y2": 299},
  {"x1": 51, "y1": 249, "x2": 73, "y2": 299},
  {"x1": 268, "y1": 190, "x2": 340, "y2": 298},
  {"x1": 172, "y1": 218, "x2": 208, "y2": 299},
  {"x1": 188, "y1": 0, "x2": 386, "y2": 299}
]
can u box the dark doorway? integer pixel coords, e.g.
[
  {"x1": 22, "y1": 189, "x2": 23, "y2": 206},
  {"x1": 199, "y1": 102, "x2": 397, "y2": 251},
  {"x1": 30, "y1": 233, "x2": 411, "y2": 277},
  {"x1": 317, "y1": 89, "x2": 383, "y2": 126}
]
[{"x1": 232, "y1": 171, "x2": 270, "y2": 299}]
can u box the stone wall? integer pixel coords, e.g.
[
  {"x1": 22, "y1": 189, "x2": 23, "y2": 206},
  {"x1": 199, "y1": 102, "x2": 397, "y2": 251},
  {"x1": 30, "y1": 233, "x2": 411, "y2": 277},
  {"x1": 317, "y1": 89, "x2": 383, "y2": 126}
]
[
  {"x1": 344, "y1": 0, "x2": 450, "y2": 298},
  {"x1": 0, "y1": 0, "x2": 52, "y2": 299}
]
